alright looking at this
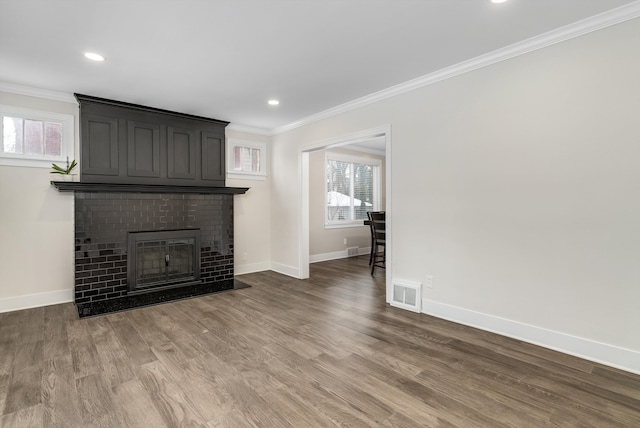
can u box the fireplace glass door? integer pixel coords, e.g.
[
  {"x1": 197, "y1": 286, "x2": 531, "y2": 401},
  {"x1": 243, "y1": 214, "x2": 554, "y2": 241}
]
[{"x1": 128, "y1": 229, "x2": 201, "y2": 292}]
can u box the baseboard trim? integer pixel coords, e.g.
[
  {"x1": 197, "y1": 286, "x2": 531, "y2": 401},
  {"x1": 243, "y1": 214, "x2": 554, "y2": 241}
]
[
  {"x1": 310, "y1": 250, "x2": 347, "y2": 263},
  {"x1": 310, "y1": 247, "x2": 371, "y2": 263},
  {"x1": 270, "y1": 262, "x2": 302, "y2": 279},
  {"x1": 0, "y1": 289, "x2": 74, "y2": 313},
  {"x1": 422, "y1": 298, "x2": 640, "y2": 375},
  {"x1": 234, "y1": 261, "x2": 271, "y2": 275}
]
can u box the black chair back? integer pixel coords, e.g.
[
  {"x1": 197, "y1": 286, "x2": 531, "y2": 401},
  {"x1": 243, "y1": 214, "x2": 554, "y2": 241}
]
[{"x1": 369, "y1": 211, "x2": 385, "y2": 274}]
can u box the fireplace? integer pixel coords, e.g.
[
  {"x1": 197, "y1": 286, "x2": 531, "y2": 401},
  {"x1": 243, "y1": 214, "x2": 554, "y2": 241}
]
[
  {"x1": 63, "y1": 187, "x2": 246, "y2": 317},
  {"x1": 51, "y1": 94, "x2": 250, "y2": 317},
  {"x1": 128, "y1": 229, "x2": 201, "y2": 293}
]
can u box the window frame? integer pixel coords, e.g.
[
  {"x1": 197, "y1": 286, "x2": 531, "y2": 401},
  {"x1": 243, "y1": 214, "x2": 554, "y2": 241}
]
[
  {"x1": 0, "y1": 104, "x2": 75, "y2": 169},
  {"x1": 324, "y1": 151, "x2": 381, "y2": 229},
  {"x1": 226, "y1": 138, "x2": 267, "y2": 180}
]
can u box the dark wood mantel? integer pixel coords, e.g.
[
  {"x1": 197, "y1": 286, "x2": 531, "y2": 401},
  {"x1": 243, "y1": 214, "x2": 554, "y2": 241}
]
[{"x1": 51, "y1": 181, "x2": 249, "y2": 194}]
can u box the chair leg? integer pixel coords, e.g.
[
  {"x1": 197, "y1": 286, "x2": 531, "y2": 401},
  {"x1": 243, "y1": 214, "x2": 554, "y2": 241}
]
[
  {"x1": 371, "y1": 246, "x2": 376, "y2": 275},
  {"x1": 371, "y1": 244, "x2": 385, "y2": 276},
  {"x1": 371, "y1": 244, "x2": 378, "y2": 275},
  {"x1": 369, "y1": 236, "x2": 374, "y2": 266}
]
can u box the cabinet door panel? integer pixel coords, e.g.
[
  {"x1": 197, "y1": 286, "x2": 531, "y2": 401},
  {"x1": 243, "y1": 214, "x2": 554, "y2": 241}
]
[
  {"x1": 77, "y1": 94, "x2": 229, "y2": 186},
  {"x1": 127, "y1": 121, "x2": 160, "y2": 178},
  {"x1": 167, "y1": 126, "x2": 196, "y2": 179},
  {"x1": 81, "y1": 114, "x2": 119, "y2": 176},
  {"x1": 201, "y1": 131, "x2": 225, "y2": 182}
]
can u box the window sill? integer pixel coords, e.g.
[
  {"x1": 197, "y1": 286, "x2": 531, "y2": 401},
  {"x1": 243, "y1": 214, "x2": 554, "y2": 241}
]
[
  {"x1": 324, "y1": 222, "x2": 368, "y2": 230},
  {"x1": 0, "y1": 157, "x2": 62, "y2": 169},
  {"x1": 227, "y1": 173, "x2": 267, "y2": 181}
]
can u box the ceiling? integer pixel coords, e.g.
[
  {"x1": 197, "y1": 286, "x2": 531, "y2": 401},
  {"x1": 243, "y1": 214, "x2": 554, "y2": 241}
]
[{"x1": 0, "y1": 0, "x2": 638, "y2": 133}]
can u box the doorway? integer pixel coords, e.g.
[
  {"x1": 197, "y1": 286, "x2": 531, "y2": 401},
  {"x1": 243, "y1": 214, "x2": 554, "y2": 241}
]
[{"x1": 298, "y1": 125, "x2": 392, "y2": 303}]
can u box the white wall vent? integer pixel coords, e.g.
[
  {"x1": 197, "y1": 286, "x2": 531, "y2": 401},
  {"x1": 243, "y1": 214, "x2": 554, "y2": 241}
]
[
  {"x1": 390, "y1": 280, "x2": 422, "y2": 313},
  {"x1": 347, "y1": 247, "x2": 359, "y2": 257}
]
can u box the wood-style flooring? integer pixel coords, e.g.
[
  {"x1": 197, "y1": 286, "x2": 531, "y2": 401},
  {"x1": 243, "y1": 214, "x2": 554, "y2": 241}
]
[{"x1": 1, "y1": 256, "x2": 639, "y2": 427}]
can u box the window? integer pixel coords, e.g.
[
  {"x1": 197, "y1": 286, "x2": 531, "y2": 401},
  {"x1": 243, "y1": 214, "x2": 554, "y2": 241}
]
[
  {"x1": 227, "y1": 139, "x2": 267, "y2": 180},
  {"x1": 325, "y1": 152, "x2": 381, "y2": 228},
  {"x1": 0, "y1": 104, "x2": 74, "y2": 168}
]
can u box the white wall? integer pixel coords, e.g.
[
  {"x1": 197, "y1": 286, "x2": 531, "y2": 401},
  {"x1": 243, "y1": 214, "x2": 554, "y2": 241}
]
[
  {"x1": 309, "y1": 147, "x2": 385, "y2": 259},
  {"x1": 0, "y1": 91, "x2": 78, "y2": 311},
  {"x1": 226, "y1": 129, "x2": 272, "y2": 274},
  {"x1": 269, "y1": 127, "x2": 303, "y2": 276},
  {"x1": 270, "y1": 18, "x2": 640, "y2": 371}
]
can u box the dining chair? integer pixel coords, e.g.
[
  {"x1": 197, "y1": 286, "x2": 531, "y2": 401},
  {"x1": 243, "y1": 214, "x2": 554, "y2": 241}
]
[
  {"x1": 366, "y1": 211, "x2": 375, "y2": 266},
  {"x1": 369, "y1": 211, "x2": 385, "y2": 275}
]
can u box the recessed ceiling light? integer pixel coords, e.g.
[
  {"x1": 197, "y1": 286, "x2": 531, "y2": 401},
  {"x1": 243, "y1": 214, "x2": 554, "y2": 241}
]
[
  {"x1": 268, "y1": 99, "x2": 280, "y2": 106},
  {"x1": 84, "y1": 52, "x2": 105, "y2": 62},
  {"x1": 491, "y1": 0, "x2": 508, "y2": 3}
]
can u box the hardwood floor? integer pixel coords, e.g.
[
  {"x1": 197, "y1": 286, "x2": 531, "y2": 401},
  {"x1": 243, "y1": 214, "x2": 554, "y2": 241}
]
[{"x1": 1, "y1": 256, "x2": 639, "y2": 427}]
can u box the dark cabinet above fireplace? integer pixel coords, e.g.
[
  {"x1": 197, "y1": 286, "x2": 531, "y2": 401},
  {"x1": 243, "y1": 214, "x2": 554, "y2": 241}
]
[{"x1": 76, "y1": 94, "x2": 229, "y2": 187}]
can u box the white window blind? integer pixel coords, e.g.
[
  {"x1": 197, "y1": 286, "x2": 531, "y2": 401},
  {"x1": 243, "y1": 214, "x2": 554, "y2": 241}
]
[{"x1": 325, "y1": 152, "x2": 381, "y2": 227}]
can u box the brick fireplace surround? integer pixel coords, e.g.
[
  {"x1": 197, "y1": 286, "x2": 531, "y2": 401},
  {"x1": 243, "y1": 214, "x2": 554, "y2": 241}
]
[{"x1": 71, "y1": 189, "x2": 239, "y2": 317}]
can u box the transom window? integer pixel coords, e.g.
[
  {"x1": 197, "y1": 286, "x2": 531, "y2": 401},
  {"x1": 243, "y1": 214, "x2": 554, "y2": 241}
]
[
  {"x1": 0, "y1": 104, "x2": 74, "y2": 168},
  {"x1": 227, "y1": 138, "x2": 267, "y2": 180},
  {"x1": 325, "y1": 152, "x2": 381, "y2": 228}
]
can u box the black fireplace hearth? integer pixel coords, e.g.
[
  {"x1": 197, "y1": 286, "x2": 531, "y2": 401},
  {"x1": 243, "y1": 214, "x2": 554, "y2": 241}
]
[{"x1": 72, "y1": 190, "x2": 241, "y2": 317}]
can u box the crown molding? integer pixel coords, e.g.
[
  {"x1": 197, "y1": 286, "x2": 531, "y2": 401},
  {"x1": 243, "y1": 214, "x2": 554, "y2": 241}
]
[
  {"x1": 0, "y1": 81, "x2": 269, "y2": 137},
  {"x1": 271, "y1": 1, "x2": 640, "y2": 136},
  {"x1": 226, "y1": 123, "x2": 273, "y2": 136},
  {"x1": 0, "y1": 81, "x2": 76, "y2": 103},
  {"x1": 3, "y1": 2, "x2": 640, "y2": 138}
]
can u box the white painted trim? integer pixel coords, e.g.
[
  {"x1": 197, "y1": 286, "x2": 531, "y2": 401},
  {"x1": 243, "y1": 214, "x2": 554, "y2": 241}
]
[
  {"x1": 227, "y1": 173, "x2": 266, "y2": 181},
  {"x1": 324, "y1": 223, "x2": 369, "y2": 230},
  {"x1": 270, "y1": 262, "x2": 303, "y2": 279},
  {"x1": 271, "y1": 2, "x2": 640, "y2": 136},
  {"x1": 234, "y1": 261, "x2": 271, "y2": 275},
  {"x1": 300, "y1": 151, "x2": 311, "y2": 279},
  {"x1": 226, "y1": 123, "x2": 272, "y2": 136},
  {"x1": 4, "y1": 4, "x2": 640, "y2": 139},
  {"x1": 299, "y1": 128, "x2": 387, "y2": 153},
  {"x1": 384, "y1": 125, "x2": 392, "y2": 304},
  {"x1": 310, "y1": 250, "x2": 348, "y2": 263},
  {"x1": 422, "y1": 298, "x2": 640, "y2": 376},
  {"x1": 308, "y1": 247, "x2": 369, "y2": 264},
  {"x1": 0, "y1": 81, "x2": 76, "y2": 103},
  {"x1": 342, "y1": 145, "x2": 386, "y2": 157},
  {"x1": 0, "y1": 289, "x2": 74, "y2": 313}
]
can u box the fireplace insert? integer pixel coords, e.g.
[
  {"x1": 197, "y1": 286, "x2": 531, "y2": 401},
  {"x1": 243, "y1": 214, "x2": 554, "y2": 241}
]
[{"x1": 128, "y1": 229, "x2": 201, "y2": 293}]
